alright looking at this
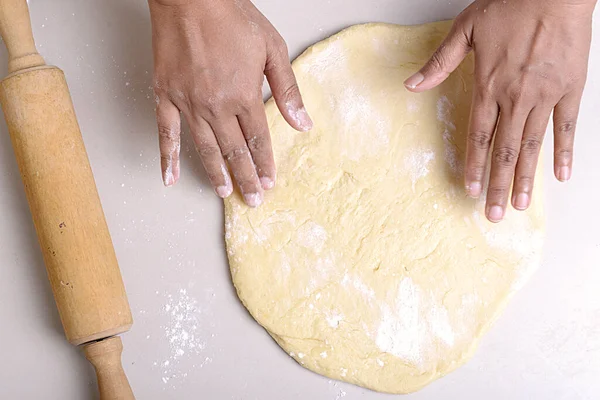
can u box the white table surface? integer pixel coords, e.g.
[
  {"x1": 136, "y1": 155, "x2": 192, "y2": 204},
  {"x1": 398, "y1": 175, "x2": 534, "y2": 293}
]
[{"x1": 0, "y1": 0, "x2": 599, "y2": 399}]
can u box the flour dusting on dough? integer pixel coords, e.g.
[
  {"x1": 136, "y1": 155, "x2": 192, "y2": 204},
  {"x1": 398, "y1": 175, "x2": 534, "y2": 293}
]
[
  {"x1": 334, "y1": 86, "x2": 390, "y2": 161},
  {"x1": 342, "y1": 274, "x2": 376, "y2": 300},
  {"x1": 405, "y1": 149, "x2": 435, "y2": 187},
  {"x1": 430, "y1": 306, "x2": 455, "y2": 346},
  {"x1": 305, "y1": 38, "x2": 347, "y2": 84},
  {"x1": 297, "y1": 221, "x2": 327, "y2": 253},
  {"x1": 437, "y1": 96, "x2": 463, "y2": 175},
  {"x1": 327, "y1": 312, "x2": 344, "y2": 329},
  {"x1": 376, "y1": 279, "x2": 457, "y2": 364},
  {"x1": 376, "y1": 278, "x2": 423, "y2": 364}
]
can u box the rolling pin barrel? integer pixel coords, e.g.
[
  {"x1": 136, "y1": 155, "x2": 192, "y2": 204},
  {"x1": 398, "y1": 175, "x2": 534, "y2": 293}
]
[
  {"x1": 0, "y1": 1, "x2": 135, "y2": 399},
  {"x1": 0, "y1": 66, "x2": 133, "y2": 347}
]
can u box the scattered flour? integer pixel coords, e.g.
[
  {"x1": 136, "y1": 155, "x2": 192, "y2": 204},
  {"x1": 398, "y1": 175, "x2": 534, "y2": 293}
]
[
  {"x1": 342, "y1": 274, "x2": 376, "y2": 300},
  {"x1": 430, "y1": 306, "x2": 455, "y2": 346},
  {"x1": 376, "y1": 277, "x2": 422, "y2": 365},
  {"x1": 328, "y1": 380, "x2": 348, "y2": 399},
  {"x1": 405, "y1": 149, "x2": 435, "y2": 187},
  {"x1": 375, "y1": 277, "x2": 457, "y2": 367},
  {"x1": 334, "y1": 85, "x2": 390, "y2": 161},
  {"x1": 297, "y1": 221, "x2": 328, "y2": 253},
  {"x1": 305, "y1": 38, "x2": 347, "y2": 84},
  {"x1": 437, "y1": 96, "x2": 463, "y2": 175},
  {"x1": 157, "y1": 288, "x2": 215, "y2": 387},
  {"x1": 326, "y1": 312, "x2": 345, "y2": 329}
]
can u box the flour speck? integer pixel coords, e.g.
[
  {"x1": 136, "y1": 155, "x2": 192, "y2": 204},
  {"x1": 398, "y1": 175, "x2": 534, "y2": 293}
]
[{"x1": 405, "y1": 149, "x2": 435, "y2": 187}]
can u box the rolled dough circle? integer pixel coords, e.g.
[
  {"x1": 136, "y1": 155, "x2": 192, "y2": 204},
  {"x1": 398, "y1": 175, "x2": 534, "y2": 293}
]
[{"x1": 225, "y1": 21, "x2": 544, "y2": 394}]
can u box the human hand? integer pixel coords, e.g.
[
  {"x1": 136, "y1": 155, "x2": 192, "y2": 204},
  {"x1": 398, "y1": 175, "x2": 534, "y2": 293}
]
[
  {"x1": 405, "y1": 0, "x2": 596, "y2": 222},
  {"x1": 148, "y1": 0, "x2": 312, "y2": 207}
]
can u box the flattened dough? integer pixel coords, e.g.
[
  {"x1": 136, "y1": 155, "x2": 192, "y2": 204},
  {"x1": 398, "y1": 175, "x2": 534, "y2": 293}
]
[{"x1": 225, "y1": 21, "x2": 545, "y2": 394}]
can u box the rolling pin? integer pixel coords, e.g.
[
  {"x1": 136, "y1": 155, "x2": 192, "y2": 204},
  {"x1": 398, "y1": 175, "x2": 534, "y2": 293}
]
[{"x1": 0, "y1": 1, "x2": 135, "y2": 399}]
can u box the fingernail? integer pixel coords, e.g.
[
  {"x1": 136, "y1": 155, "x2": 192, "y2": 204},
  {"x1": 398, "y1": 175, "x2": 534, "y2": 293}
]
[
  {"x1": 488, "y1": 206, "x2": 504, "y2": 223},
  {"x1": 404, "y1": 72, "x2": 425, "y2": 89},
  {"x1": 260, "y1": 176, "x2": 275, "y2": 190},
  {"x1": 215, "y1": 185, "x2": 233, "y2": 198},
  {"x1": 466, "y1": 182, "x2": 482, "y2": 198},
  {"x1": 514, "y1": 193, "x2": 530, "y2": 211},
  {"x1": 558, "y1": 166, "x2": 571, "y2": 182},
  {"x1": 244, "y1": 192, "x2": 263, "y2": 208},
  {"x1": 287, "y1": 103, "x2": 314, "y2": 132}
]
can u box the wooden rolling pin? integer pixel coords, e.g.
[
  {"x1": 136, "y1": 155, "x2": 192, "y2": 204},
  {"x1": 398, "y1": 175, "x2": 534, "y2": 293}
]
[{"x1": 0, "y1": 1, "x2": 135, "y2": 399}]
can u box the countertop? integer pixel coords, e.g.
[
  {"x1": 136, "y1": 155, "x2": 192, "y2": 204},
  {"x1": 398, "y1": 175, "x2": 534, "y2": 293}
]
[{"x1": 0, "y1": 0, "x2": 599, "y2": 399}]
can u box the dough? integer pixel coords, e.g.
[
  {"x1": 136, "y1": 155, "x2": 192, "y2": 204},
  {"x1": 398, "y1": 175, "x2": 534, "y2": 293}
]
[{"x1": 225, "y1": 21, "x2": 544, "y2": 394}]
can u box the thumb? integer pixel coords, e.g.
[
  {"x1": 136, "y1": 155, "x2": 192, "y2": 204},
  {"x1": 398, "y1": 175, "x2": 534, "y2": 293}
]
[
  {"x1": 404, "y1": 18, "x2": 473, "y2": 92},
  {"x1": 265, "y1": 37, "x2": 313, "y2": 132}
]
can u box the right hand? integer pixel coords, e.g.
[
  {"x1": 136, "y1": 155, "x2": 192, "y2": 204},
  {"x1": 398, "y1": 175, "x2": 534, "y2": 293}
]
[{"x1": 148, "y1": 0, "x2": 313, "y2": 207}]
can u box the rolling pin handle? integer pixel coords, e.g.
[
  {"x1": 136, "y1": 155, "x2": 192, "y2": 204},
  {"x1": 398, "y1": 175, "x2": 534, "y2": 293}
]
[
  {"x1": 0, "y1": 0, "x2": 46, "y2": 73},
  {"x1": 84, "y1": 337, "x2": 136, "y2": 400}
]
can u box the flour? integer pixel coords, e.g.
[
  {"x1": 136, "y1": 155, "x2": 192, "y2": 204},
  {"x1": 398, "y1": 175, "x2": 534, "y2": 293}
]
[
  {"x1": 342, "y1": 274, "x2": 376, "y2": 300},
  {"x1": 437, "y1": 96, "x2": 463, "y2": 175},
  {"x1": 407, "y1": 98, "x2": 421, "y2": 113},
  {"x1": 157, "y1": 288, "x2": 215, "y2": 387},
  {"x1": 376, "y1": 277, "x2": 423, "y2": 365},
  {"x1": 404, "y1": 149, "x2": 435, "y2": 187},
  {"x1": 436, "y1": 96, "x2": 456, "y2": 131},
  {"x1": 334, "y1": 85, "x2": 390, "y2": 161},
  {"x1": 328, "y1": 380, "x2": 348, "y2": 399},
  {"x1": 305, "y1": 38, "x2": 347, "y2": 84},
  {"x1": 297, "y1": 221, "x2": 327, "y2": 253},
  {"x1": 375, "y1": 278, "x2": 458, "y2": 365},
  {"x1": 430, "y1": 305, "x2": 455, "y2": 346},
  {"x1": 326, "y1": 311, "x2": 344, "y2": 329}
]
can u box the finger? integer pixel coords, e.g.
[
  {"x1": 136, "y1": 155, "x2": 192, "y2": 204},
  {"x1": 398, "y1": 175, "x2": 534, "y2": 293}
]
[
  {"x1": 512, "y1": 106, "x2": 551, "y2": 211},
  {"x1": 404, "y1": 15, "x2": 473, "y2": 92},
  {"x1": 265, "y1": 37, "x2": 313, "y2": 132},
  {"x1": 553, "y1": 91, "x2": 582, "y2": 182},
  {"x1": 486, "y1": 109, "x2": 528, "y2": 223},
  {"x1": 465, "y1": 91, "x2": 500, "y2": 198},
  {"x1": 211, "y1": 117, "x2": 263, "y2": 207},
  {"x1": 238, "y1": 100, "x2": 277, "y2": 191},
  {"x1": 156, "y1": 98, "x2": 181, "y2": 186},
  {"x1": 188, "y1": 115, "x2": 233, "y2": 198}
]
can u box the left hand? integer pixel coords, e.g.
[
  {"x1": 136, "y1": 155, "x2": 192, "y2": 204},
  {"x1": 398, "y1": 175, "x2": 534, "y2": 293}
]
[{"x1": 404, "y1": 0, "x2": 596, "y2": 222}]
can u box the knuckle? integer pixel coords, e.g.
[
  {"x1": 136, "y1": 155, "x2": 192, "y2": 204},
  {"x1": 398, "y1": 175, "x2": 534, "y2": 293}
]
[
  {"x1": 475, "y1": 79, "x2": 495, "y2": 99},
  {"x1": 520, "y1": 137, "x2": 542, "y2": 153},
  {"x1": 428, "y1": 50, "x2": 448, "y2": 73},
  {"x1": 157, "y1": 125, "x2": 179, "y2": 141},
  {"x1": 468, "y1": 130, "x2": 493, "y2": 149},
  {"x1": 556, "y1": 120, "x2": 576, "y2": 136},
  {"x1": 197, "y1": 144, "x2": 221, "y2": 159},
  {"x1": 282, "y1": 82, "x2": 301, "y2": 101},
  {"x1": 223, "y1": 146, "x2": 250, "y2": 163},
  {"x1": 238, "y1": 93, "x2": 257, "y2": 111},
  {"x1": 487, "y1": 186, "x2": 507, "y2": 200},
  {"x1": 493, "y1": 146, "x2": 519, "y2": 166},
  {"x1": 204, "y1": 94, "x2": 227, "y2": 118},
  {"x1": 555, "y1": 148, "x2": 572, "y2": 160},
  {"x1": 247, "y1": 135, "x2": 269, "y2": 153},
  {"x1": 507, "y1": 86, "x2": 526, "y2": 105}
]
